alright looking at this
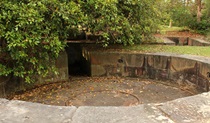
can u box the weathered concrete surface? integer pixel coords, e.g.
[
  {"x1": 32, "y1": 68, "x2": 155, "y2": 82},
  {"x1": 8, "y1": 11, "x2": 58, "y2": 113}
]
[
  {"x1": 39, "y1": 51, "x2": 69, "y2": 83},
  {"x1": 72, "y1": 105, "x2": 171, "y2": 123},
  {"x1": 1, "y1": 92, "x2": 210, "y2": 123},
  {"x1": 161, "y1": 36, "x2": 210, "y2": 46},
  {"x1": 0, "y1": 76, "x2": 8, "y2": 97},
  {"x1": 0, "y1": 99, "x2": 77, "y2": 123},
  {"x1": 87, "y1": 51, "x2": 210, "y2": 91},
  {"x1": 158, "y1": 92, "x2": 210, "y2": 123},
  {"x1": 162, "y1": 38, "x2": 176, "y2": 45},
  {"x1": 188, "y1": 38, "x2": 210, "y2": 46},
  {"x1": 145, "y1": 37, "x2": 175, "y2": 45}
]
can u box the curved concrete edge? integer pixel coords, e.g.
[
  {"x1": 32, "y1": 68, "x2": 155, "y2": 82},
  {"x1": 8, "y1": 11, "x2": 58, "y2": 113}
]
[
  {"x1": 1, "y1": 92, "x2": 210, "y2": 123},
  {"x1": 86, "y1": 51, "x2": 210, "y2": 91},
  {"x1": 149, "y1": 52, "x2": 210, "y2": 64}
]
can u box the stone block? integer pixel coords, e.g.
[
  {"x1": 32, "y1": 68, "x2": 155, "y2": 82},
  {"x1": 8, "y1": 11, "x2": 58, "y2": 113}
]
[
  {"x1": 148, "y1": 55, "x2": 169, "y2": 69},
  {"x1": 91, "y1": 65, "x2": 106, "y2": 76},
  {"x1": 90, "y1": 52, "x2": 121, "y2": 66},
  {"x1": 189, "y1": 38, "x2": 210, "y2": 46},
  {"x1": 157, "y1": 92, "x2": 210, "y2": 123},
  {"x1": 122, "y1": 54, "x2": 144, "y2": 67},
  {"x1": 0, "y1": 76, "x2": 11, "y2": 98},
  {"x1": 38, "y1": 51, "x2": 69, "y2": 83},
  {"x1": 170, "y1": 57, "x2": 197, "y2": 72},
  {"x1": 199, "y1": 63, "x2": 210, "y2": 91},
  {"x1": 72, "y1": 105, "x2": 172, "y2": 123},
  {"x1": 0, "y1": 98, "x2": 9, "y2": 105},
  {"x1": 0, "y1": 100, "x2": 77, "y2": 123}
]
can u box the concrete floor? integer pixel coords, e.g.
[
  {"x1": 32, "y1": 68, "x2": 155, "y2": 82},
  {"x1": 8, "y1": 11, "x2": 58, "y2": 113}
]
[{"x1": 9, "y1": 77, "x2": 202, "y2": 107}]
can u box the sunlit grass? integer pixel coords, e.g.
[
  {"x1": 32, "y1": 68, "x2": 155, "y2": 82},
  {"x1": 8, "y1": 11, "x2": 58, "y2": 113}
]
[
  {"x1": 123, "y1": 45, "x2": 210, "y2": 57},
  {"x1": 159, "y1": 25, "x2": 189, "y2": 34}
]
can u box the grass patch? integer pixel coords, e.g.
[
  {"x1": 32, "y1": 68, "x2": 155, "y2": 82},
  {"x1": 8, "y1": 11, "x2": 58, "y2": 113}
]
[
  {"x1": 123, "y1": 45, "x2": 210, "y2": 57},
  {"x1": 159, "y1": 25, "x2": 189, "y2": 34},
  {"x1": 84, "y1": 44, "x2": 210, "y2": 57}
]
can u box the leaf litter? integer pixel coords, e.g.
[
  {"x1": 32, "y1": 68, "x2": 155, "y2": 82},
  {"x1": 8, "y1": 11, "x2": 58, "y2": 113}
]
[{"x1": 7, "y1": 77, "x2": 201, "y2": 106}]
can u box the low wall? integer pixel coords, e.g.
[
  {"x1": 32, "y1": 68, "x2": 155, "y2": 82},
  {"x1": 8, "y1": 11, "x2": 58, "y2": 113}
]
[
  {"x1": 38, "y1": 51, "x2": 69, "y2": 83},
  {"x1": 0, "y1": 76, "x2": 9, "y2": 97},
  {"x1": 85, "y1": 50, "x2": 210, "y2": 91},
  {"x1": 188, "y1": 38, "x2": 210, "y2": 46},
  {"x1": 1, "y1": 92, "x2": 210, "y2": 123},
  {"x1": 0, "y1": 51, "x2": 69, "y2": 97},
  {"x1": 166, "y1": 37, "x2": 210, "y2": 46}
]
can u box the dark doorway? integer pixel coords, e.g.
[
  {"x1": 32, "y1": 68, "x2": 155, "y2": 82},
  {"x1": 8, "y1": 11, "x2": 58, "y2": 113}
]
[{"x1": 66, "y1": 43, "x2": 90, "y2": 76}]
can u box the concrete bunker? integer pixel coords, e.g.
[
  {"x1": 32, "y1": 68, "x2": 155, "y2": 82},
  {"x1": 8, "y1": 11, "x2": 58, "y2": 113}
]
[
  {"x1": 85, "y1": 49, "x2": 210, "y2": 92},
  {"x1": 164, "y1": 37, "x2": 210, "y2": 46}
]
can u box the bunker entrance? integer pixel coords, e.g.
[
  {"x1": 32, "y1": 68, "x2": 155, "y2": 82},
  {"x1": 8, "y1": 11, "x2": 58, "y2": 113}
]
[{"x1": 66, "y1": 43, "x2": 90, "y2": 76}]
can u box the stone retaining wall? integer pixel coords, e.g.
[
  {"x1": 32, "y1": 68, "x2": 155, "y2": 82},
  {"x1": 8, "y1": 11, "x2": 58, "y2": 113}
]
[{"x1": 84, "y1": 50, "x2": 210, "y2": 91}]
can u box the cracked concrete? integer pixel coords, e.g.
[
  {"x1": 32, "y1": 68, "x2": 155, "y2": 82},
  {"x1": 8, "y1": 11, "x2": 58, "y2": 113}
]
[{"x1": 1, "y1": 92, "x2": 210, "y2": 123}]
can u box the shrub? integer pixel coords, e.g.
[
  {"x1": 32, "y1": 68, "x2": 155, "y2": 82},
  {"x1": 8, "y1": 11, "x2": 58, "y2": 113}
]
[
  {"x1": 0, "y1": 0, "x2": 161, "y2": 83},
  {"x1": 0, "y1": 0, "x2": 84, "y2": 82},
  {"x1": 189, "y1": 20, "x2": 210, "y2": 35}
]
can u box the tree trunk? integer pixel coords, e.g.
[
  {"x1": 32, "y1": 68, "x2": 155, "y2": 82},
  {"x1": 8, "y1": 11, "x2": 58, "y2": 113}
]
[
  {"x1": 196, "y1": 0, "x2": 202, "y2": 22},
  {"x1": 169, "y1": 19, "x2": 172, "y2": 28}
]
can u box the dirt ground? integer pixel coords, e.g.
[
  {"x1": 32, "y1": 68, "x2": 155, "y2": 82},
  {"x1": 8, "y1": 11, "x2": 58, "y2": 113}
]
[{"x1": 8, "y1": 77, "x2": 202, "y2": 107}]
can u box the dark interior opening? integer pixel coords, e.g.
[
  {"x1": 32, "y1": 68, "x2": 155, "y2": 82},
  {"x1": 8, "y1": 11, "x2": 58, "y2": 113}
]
[
  {"x1": 66, "y1": 43, "x2": 90, "y2": 76},
  {"x1": 167, "y1": 37, "x2": 179, "y2": 45}
]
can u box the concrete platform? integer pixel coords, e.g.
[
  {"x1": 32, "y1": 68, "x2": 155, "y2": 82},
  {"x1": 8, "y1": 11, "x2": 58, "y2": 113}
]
[{"x1": 1, "y1": 92, "x2": 210, "y2": 123}]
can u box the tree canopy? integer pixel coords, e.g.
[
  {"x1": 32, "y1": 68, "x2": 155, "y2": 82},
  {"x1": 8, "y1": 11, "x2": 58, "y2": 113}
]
[
  {"x1": 0, "y1": 0, "x2": 160, "y2": 82},
  {"x1": 158, "y1": 0, "x2": 210, "y2": 34}
]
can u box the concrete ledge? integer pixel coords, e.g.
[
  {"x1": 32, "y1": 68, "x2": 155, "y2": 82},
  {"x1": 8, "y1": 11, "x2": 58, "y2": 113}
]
[
  {"x1": 188, "y1": 38, "x2": 210, "y2": 46},
  {"x1": 159, "y1": 36, "x2": 210, "y2": 46},
  {"x1": 1, "y1": 92, "x2": 210, "y2": 123},
  {"x1": 162, "y1": 37, "x2": 176, "y2": 45}
]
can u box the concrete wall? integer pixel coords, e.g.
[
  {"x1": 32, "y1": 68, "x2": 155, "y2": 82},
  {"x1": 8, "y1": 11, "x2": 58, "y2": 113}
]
[
  {"x1": 85, "y1": 51, "x2": 210, "y2": 91},
  {"x1": 166, "y1": 37, "x2": 210, "y2": 46},
  {"x1": 40, "y1": 51, "x2": 69, "y2": 82},
  {"x1": 188, "y1": 38, "x2": 210, "y2": 46},
  {"x1": 0, "y1": 76, "x2": 9, "y2": 97},
  {"x1": 0, "y1": 51, "x2": 69, "y2": 97}
]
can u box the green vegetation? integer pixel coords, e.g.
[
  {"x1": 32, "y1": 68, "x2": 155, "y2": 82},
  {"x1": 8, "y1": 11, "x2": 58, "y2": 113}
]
[
  {"x1": 88, "y1": 44, "x2": 210, "y2": 57},
  {"x1": 158, "y1": 25, "x2": 189, "y2": 34},
  {"x1": 158, "y1": 0, "x2": 210, "y2": 35},
  {"x1": 81, "y1": 0, "x2": 160, "y2": 46},
  {"x1": 0, "y1": 0, "x2": 84, "y2": 82},
  {"x1": 0, "y1": 0, "x2": 160, "y2": 82},
  {"x1": 125, "y1": 45, "x2": 210, "y2": 57},
  {"x1": 0, "y1": 0, "x2": 210, "y2": 83}
]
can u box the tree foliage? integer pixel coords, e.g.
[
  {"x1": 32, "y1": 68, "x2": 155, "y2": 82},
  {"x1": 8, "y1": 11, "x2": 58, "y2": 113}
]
[
  {"x1": 0, "y1": 0, "x2": 84, "y2": 82},
  {"x1": 80, "y1": 0, "x2": 160, "y2": 46},
  {"x1": 0, "y1": 0, "x2": 160, "y2": 82},
  {"x1": 158, "y1": 0, "x2": 210, "y2": 34}
]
